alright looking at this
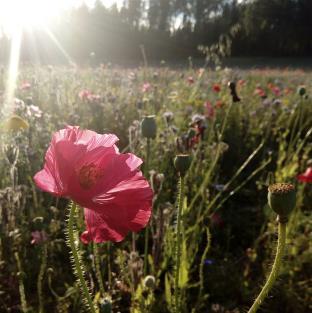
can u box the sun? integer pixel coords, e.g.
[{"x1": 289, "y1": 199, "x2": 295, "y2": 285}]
[{"x1": 0, "y1": 0, "x2": 68, "y2": 35}]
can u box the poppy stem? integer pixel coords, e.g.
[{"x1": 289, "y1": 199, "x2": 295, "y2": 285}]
[
  {"x1": 67, "y1": 202, "x2": 96, "y2": 313},
  {"x1": 144, "y1": 138, "x2": 151, "y2": 276},
  {"x1": 93, "y1": 243, "x2": 105, "y2": 297},
  {"x1": 247, "y1": 222, "x2": 287, "y2": 313},
  {"x1": 174, "y1": 176, "x2": 185, "y2": 312},
  {"x1": 37, "y1": 243, "x2": 47, "y2": 313},
  {"x1": 14, "y1": 251, "x2": 28, "y2": 313}
]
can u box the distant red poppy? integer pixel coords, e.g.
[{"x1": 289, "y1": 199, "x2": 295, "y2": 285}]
[
  {"x1": 187, "y1": 76, "x2": 194, "y2": 84},
  {"x1": 215, "y1": 100, "x2": 223, "y2": 108},
  {"x1": 254, "y1": 87, "x2": 266, "y2": 98},
  {"x1": 213, "y1": 84, "x2": 221, "y2": 93},
  {"x1": 204, "y1": 101, "x2": 215, "y2": 119},
  {"x1": 20, "y1": 82, "x2": 31, "y2": 90},
  {"x1": 79, "y1": 90, "x2": 92, "y2": 101},
  {"x1": 34, "y1": 126, "x2": 153, "y2": 243},
  {"x1": 297, "y1": 167, "x2": 312, "y2": 183}
]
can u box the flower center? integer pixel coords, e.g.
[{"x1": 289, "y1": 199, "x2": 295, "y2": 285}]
[{"x1": 78, "y1": 163, "x2": 101, "y2": 189}]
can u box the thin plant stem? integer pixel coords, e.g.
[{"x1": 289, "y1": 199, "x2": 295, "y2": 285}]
[
  {"x1": 199, "y1": 227, "x2": 211, "y2": 294},
  {"x1": 143, "y1": 138, "x2": 151, "y2": 276},
  {"x1": 107, "y1": 242, "x2": 112, "y2": 289},
  {"x1": 66, "y1": 202, "x2": 96, "y2": 313},
  {"x1": 188, "y1": 102, "x2": 232, "y2": 211},
  {"x1": 38, "y1": 244, "x2": 47, "y2": 313},
  {"x1": 93, "y1": 243, "x2": 105, "y2": 297},
  {"x1": 248, "y1": 222, "x2": 287, "y2": 313},
  {"x1": 14, "y1": 251, "x2": 28, "y2": 313},
  {"x1": 174, "y1": 176, "x2": 185, "y2": 312}
]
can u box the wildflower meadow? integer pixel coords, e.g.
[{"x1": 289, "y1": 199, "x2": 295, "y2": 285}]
[
  {"x1": 0, "y1": 1, "x2": 311, "y2": 312},
  {"x1": 0, "y1": 65, "x2": 311, "y2": 313}
]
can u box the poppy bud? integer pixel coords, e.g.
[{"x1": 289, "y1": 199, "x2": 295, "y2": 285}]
[
  {"x1": 143, "y1": 275, "x2": 156, "y2": 289},
  {"x1": 174, "y1": 154, "x2": 192, "y2": 177},
  {"x1": 268, "y1": 183, "x2": 296, "y2": 223},
  {"x1": 297, "y1": 86, "x2": 306, "y2": 97},
  {"x1": 32, "y1": 216, "x2": 44, "y2": 231},
  {"x1": 228, "y1": 81, "x2": 240, "y2": 102},
  {"x1": 141, "y1": 115, "x2": 157, "y2": 139},
  {"x1": 99, "y1": 298, "x2": 112, "y2": 313},
  {"x1": 17, "y1": 271, "x2": 26, "y2": 279}
]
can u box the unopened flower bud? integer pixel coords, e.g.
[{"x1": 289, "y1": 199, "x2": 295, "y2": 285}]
[
  {"x1": 297, "y1": 86, "x2": 306, "y2": 97},
  {"x1": 141, "y1": 115, "x2": 157, "y2": 139},
  {"x1": 268, "y1": 183, "x2": 296, "y2": 223},
  {"x1": 99, "y1": 297, "x2": 112, "y2": 313},
  {"x1": 174, "y1": 154, "x2": 192, "y2": 177},
  {"x1": 33, "y1": 216, "x2": 44, "y2": 230},
  {"x1": 17, "y1": 271, "x2": 26, "y2": 279},
  {"x1": 143, "y1": 275, "x2": 156, "y2": 289}
]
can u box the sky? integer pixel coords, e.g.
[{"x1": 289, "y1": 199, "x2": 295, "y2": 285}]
[{"x1": 0, "y1": 0, "x2": 124, "y2": 36}]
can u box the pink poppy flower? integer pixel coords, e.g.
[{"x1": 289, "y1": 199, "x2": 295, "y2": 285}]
[
  {"x1": 142, "y1": 83, "x2": 152, "y2": 93},
  {"x1": 31, "y1": 230, "x2": 48, "y2": 245},
  {"x1": 34, "y1": 126, "x2": 153, "y2": 243},
  {"x1": 87, "y1": 94, "x2": 101, "y2": 102},
  {"x1": 20, "y1": 82, "x2": 31, "y2": 90},
  {"x1": 297, "y1": 167, "x2": 312, "y2": 183},
  {"x1": 79, "y1": 90, "x2": 92, "y2": 101}
]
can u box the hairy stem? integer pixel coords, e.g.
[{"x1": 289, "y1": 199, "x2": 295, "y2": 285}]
[
  {"x1": 144, "y1": 138, "x2": 151, "y2": 276},
  {"x1": 67, "y1": 202, "x2": 96, "y2": 313},
  {"x1": 174, "y1": 176, "x2": 185, "y2": 312},
  {"x1": 14, "y1": 252, "x2": 28, "y2": 313},
  {"x1": 93, "y1": 243, "x2": 105, "y2": 296},
  {"x1": 248, "y1": 222, "x2": 287, "y2": 313},
  {"x1": 38, "y1": 244, "x2": 47, "y2": 313}
]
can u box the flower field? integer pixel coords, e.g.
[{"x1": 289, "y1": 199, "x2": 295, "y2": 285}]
[{"x1": 0, "y1": 65, "x2": 311, "y2": 313}]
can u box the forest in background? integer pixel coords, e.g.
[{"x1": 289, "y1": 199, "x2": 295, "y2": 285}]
[{"x1": 0, "y1": 0, "x2": 311, "y2": 64}]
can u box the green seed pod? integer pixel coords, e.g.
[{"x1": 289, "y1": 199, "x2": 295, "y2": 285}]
[
  {"x1": 174, "y1": 154, "x2": 192, "y2": 177},
  {"x1": 268, "y1": 183, "x2": 296, "y2": 223},
  {"x1": 33, "y1": 216, "x2": 44, "y2": 230},
  {"x1": 99, "y1": 297, "x2": 112, "y2": 313},
  {"x1": 297, "y1": 86, "x2": 306, "y2": 97},
  {"x1": 141, "y1": 115, "x2": 157, "y2": 139},
  {"x1": 143, "y1": 275, "x2": 156, "y2": 289}
]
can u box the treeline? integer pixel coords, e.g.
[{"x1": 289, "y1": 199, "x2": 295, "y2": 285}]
[{"x1": 0, "y1": 0, "x2": 311, "y2": 64}]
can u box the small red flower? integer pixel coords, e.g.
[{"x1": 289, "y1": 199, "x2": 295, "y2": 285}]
[
  {"x1": 213, "y1": 84, "x2": 221, "y2": 93},
  {"x1": 34, "y1": 126, "x2": 153, "y2": 243},
  {"x1": 254, "y1": 87, "x2": 266, "y2": 98},
  {"x1": 204, "y1": 101, "x2": 215, "y2": 119},
  {"x1": 215, "y1": 100, "x2": 223, "y2": 108},
  {"x1": 297, "y1": 167, "x2": 312, "y2": 183},
  {"x1": 187, "y1": 76, "x2": 194, "y2": 84}
]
